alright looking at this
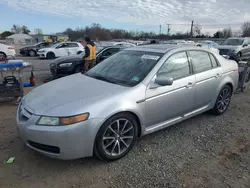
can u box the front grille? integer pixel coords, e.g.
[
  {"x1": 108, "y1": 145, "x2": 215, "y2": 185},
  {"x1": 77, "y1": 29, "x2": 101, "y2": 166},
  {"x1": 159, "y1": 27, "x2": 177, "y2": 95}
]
[
  {"x1": 219, "y1": 49, "x2": 229, "y2": 55},
  {"x1": 28, "y1": 141, "x2": 60, "y2": 154}
]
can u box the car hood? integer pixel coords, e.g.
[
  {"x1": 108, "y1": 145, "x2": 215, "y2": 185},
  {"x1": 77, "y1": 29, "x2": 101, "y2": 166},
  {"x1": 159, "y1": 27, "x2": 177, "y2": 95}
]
[
  {"x1": 22, "y1": 73, "x2": 128, "y2": 116},
  {"x1": 52, "y1": 55, "x2": 82, "y2": 64},
  {"x1": 217, "y1": 45, "x2": 239, "y2": 50}
]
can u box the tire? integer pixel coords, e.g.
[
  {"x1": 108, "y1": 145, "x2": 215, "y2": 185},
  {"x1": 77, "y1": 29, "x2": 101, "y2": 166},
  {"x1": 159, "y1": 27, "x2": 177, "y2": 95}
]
[
  {"x1": 0, "y1": 51, "x2": 7, "y2": 61},
  {"x1": 77, "y1": 51, "x2": 82, "y2": 55},
  {"x1": 46, "y1": 52, "x2": 55, "y2": 59},
  {"x1": 74, "y1": 65, "x2": 82, "y2": 73},
  {"x1": 28, "y1": 50, "x2": 36, "y2": 57},
  {"x1": 94, "y1": 113, "x2": 138, "y2": 161},
  {"x1": 211, "y1": 85, "x2": 232, "y2": 115}
]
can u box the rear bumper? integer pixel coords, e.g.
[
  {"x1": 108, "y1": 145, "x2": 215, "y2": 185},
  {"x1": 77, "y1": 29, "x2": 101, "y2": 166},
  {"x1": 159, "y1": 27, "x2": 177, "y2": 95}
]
[{"x1": 7, "y1": 49, "x2": 16, "y2": 57}]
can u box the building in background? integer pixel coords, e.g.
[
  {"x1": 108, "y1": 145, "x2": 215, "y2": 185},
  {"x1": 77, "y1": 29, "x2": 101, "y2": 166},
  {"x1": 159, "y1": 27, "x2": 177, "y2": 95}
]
[
  {"x1": 31, "y1": 34, "x2": 69, "y2": 43},
  {"x1": 5, "y1": 34, "x2": 35, "y2": 45}
]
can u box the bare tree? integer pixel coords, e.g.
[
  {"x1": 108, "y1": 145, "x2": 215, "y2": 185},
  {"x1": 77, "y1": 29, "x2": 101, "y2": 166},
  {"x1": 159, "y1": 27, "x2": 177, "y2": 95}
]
[
  {"x1": 21, "y1": 25, "x2": 30, "y2": 34},
  {"x1": 11, "y1": 24, "x2": 22, "y2": 34},
  {"x1": 241, "y1": 22, "x2": 250, "y2": 37},
  {"x1": 222, "y1": 27, "x2": 232, "y2": 38},
  {"x1": 11, "y1": 24, "x2": 30, "y2": 34}
]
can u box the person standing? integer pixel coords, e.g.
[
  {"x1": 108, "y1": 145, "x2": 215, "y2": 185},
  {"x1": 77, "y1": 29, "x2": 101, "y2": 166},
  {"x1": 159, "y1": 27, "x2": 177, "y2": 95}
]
[{"x1": 81, "y1": 37, "x2": 96, "y2": 73}]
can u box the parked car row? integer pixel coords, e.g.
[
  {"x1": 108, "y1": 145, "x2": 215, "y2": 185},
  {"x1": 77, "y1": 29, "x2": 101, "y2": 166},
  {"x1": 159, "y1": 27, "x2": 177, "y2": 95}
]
[
  {"x1": 19, "y1": 42, "x2": 58, "y2": 57},
  {"x1": 17, "y1": 44, "x2": 239, "y2": 161},
  {"x1": 50, "y1": 45, "x2": 126, "y2": 77}
]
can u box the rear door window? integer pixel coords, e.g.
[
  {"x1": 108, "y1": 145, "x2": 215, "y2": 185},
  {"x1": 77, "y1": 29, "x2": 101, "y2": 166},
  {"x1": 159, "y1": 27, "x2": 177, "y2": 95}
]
[
  {"x1": 68, "y1": 43, "x2": 79, "y2": 48},
  {"x1": 209, "y1": 53, "x2": 219, "y2": 67},
  {"x1": 188, "y1": 51, "x2": 213, "y2": 73}
]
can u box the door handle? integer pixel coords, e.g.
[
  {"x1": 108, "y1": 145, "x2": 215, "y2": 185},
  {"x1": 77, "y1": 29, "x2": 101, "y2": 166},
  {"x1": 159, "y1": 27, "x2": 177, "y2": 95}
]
[
  {"x1": 186, "y1": 82, "x2": 194, "y2": 88},
  {"x1": 215, "y1": 73, "x2": 222, "y2": 78}
]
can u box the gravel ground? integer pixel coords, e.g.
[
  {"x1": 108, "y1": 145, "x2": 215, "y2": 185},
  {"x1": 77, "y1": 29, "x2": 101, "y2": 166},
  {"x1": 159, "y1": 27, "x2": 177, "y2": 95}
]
[{"x1": 0, "y1": 79, "x2": 250, "y2": 188}]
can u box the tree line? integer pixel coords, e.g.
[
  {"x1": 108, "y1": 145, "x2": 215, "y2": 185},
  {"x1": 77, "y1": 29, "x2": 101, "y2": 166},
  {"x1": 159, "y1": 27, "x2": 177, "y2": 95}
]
[{"x1": 1, "y1": 22, "x2": 250, "y2": 41}]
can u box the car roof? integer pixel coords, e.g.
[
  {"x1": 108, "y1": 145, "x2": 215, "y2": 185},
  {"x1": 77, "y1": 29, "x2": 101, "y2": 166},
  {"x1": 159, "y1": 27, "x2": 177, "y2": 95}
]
[
  {"x1": 124, "y1": 44, "x2": 217, "y2": 54},
  {"x1": 97, "y1": 45, "x2": 127, "y2": 49},
  {"x1": 124, "y1": 44, "x2": 180, "y2": 53}
]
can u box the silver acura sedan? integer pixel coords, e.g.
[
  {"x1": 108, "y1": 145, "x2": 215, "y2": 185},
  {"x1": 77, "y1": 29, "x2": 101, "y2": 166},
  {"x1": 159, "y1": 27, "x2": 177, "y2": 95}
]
[{"x1": 16, "y1": 44, "x2": 239, "y2": 161}]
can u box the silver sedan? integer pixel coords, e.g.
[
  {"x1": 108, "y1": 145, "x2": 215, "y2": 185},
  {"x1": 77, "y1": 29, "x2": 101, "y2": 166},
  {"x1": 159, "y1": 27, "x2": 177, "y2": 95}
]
[{"x1": 16, "y1": 44, "x2": 239, "y2": 161}]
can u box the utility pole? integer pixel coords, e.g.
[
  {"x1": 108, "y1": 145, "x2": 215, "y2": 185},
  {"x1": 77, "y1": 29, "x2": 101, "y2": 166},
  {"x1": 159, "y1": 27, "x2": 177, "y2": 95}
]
[
  {"x1": 167, "y1": 24, "x2": 171, "y2": 36},
  {"x1": 190, "y1": 20, "x2": 194, "y2": 37},
  {"x1": 159, "y1": 25, "x2": 162, "y2": 35}
]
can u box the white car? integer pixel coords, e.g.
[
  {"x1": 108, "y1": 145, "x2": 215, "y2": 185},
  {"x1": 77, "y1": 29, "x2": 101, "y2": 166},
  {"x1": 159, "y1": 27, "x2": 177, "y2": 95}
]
[
  {"x1": 0, "y1": 43, "x2": 16, "y2": 60},
  {"x1": 37, "y1": 42, "x2": 84, "y2": 59}
]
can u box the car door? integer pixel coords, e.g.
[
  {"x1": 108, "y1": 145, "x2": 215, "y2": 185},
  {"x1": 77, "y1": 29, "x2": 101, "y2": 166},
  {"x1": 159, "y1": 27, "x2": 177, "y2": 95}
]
[
  {"x1": 187, "y1": 50, "x2": 222, "y2": 109},
  {"x1": 145, "y1": 51, "x2": 196, "y2": 127},
  {"x1": 55, "y1": 43, "x2": 69, "y2": 57},
  {"x1": 243, "y1": 38, "x2": 250, "y2": 60},
  {"x1": 67, "y1": 43, "x2": 80, "y2": 55},
  {"x1": 97, "y1": 48, "x2": 121, "y2": 64}
]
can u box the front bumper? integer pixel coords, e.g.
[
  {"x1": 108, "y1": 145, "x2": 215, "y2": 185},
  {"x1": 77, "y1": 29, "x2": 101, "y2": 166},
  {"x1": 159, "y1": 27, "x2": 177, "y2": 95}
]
[
  {"x1": 20, "y1": 49, "x2": 28, "y2": 56},
  {"x1": 37, "y1": 52, "x2": 46, "y2": 58},
  {"x1": 50, "y1": 66, "x2": 74, "y2": 76},
  {"x1": 16, "y1": 103, "x2": 104, "y2": 160},
  {"x1": 218, "y1": 49, "x2": 237, "y2": 56}
]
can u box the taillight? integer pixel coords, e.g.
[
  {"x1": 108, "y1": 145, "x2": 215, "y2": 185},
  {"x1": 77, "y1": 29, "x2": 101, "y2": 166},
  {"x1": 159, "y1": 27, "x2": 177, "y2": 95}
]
[
  {"x1": 8, "y1": 47, "x2": 14, "y2": 50},
  {"x1": 232, "y1": 68, "x2": 238, "y2": 72}
]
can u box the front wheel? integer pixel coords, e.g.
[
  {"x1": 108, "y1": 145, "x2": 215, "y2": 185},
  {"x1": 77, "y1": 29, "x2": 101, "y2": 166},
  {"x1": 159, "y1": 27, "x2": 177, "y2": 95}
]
[
  {"x1": 29, "y1": 50, "x2": 36, "y2": 57},
  {"x1": 46, "y1": 52, "x2": 55, "y2": 59},
  {"x1": 0, "y1": 51, "x2": 7, "y2": 61},
  {"x1": 211, "y1": 85, "x2": 232, "y2": 115},
  {"x1": 94, "y1": 113, "x2": 138, "y2": 161},
  {"x1": 74, "y1": 65, "x2": 82, "y2": 73}
]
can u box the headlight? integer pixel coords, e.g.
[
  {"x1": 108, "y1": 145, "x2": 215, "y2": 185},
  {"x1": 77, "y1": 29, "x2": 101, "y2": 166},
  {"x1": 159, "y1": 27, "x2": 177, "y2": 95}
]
[
  {"x1": 36, "y1": 113, "x2": 89, "y2": 126},
  {"x1": 39, "y1": 50, "x2": 46, "y2": 53},
  {"x1": 59, "y1": 63, "x2": 72, "y2": 67}
]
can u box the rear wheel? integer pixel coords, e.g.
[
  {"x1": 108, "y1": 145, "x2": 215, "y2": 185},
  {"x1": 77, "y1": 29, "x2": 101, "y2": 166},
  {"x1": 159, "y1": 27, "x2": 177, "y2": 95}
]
[
  {"x1": 74, "y1": 65, "x2": 82, "y2": 73},
  {"x1": 211, "y1": 85, "x2": 232, "y2": 115},
  {"x1": 94, "y1": 113, "x2": 138, "y2": 161},
  {"x1": 46, "y1": 52, "x2": 55, "y2": 59},
  {"x1": 0, "y1": 51, "x2": 7, "y2": 61},
  {"x1": 29, "y1": 50, "x2": 36, "y2": 57}
]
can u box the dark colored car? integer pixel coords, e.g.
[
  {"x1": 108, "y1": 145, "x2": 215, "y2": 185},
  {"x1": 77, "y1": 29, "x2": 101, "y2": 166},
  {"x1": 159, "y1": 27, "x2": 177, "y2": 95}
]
[
  {"x1": 50, "y1": 45, "x2": 127, "y2": 77},
  {"x1": 20, "y1": 42, "x2": 58, "y2": 57}
]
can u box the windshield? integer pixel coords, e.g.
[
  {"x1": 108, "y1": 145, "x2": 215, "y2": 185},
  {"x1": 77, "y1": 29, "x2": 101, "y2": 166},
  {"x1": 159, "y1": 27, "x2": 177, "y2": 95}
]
[
  {"x1": 34, "y1": 42, "x2": 42, "y2": 46},
  {"x1": 51, "y1": 43, "x2": 61, "y2": 48},
  {"x1": 86, "y1": 50, "x2": 163, "y2": 87},
  {"x1": 222, "y1": 39, "x2": 244, "y2": 46},
  {"x1": 96, "y1": 46, "x2": 105, "y2": 53}
]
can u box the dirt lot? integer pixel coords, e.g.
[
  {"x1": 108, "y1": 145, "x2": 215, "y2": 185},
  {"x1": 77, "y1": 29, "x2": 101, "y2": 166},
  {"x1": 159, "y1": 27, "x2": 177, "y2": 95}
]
[{"x1": 0, "y1": 83, "x2": 250, "y2": 188}]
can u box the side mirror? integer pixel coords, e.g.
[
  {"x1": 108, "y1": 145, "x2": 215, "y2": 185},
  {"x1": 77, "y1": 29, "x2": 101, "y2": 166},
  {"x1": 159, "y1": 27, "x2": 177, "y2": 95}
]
[
  {"x1": 243, "y1": 44, "x2": 248, "y2": 47},
  {"x1": 155, "y1": 73, "x2": 174, "y2": 86}
]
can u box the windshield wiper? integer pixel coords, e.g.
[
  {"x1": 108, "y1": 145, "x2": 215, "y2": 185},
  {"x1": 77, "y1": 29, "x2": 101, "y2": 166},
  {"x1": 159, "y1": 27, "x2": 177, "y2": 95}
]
[{"x1": 91, "y1": 75, "x2": 117, "y2": 84}]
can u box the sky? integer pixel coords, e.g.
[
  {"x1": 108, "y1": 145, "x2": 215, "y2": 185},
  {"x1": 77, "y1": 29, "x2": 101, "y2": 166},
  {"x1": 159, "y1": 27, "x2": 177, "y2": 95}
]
[{"x1": 0, "y1": 0, "x2": 250, "y2": 35}]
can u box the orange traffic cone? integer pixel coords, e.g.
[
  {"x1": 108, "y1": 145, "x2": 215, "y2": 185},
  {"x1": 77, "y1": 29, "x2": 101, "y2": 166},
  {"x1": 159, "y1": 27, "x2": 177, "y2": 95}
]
[{"x1": 29, "y1": 71, "x2": 36, "y2": 86}]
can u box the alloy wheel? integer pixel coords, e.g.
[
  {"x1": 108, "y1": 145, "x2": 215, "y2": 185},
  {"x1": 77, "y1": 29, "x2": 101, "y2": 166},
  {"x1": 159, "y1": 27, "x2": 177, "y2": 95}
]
[
  {"x1": 102, "y1": 119, "x2": 134, "y2": 157},
  {"x1": 216, "y1": 87, "x2": 231, "y2": 113}
]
